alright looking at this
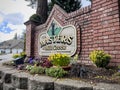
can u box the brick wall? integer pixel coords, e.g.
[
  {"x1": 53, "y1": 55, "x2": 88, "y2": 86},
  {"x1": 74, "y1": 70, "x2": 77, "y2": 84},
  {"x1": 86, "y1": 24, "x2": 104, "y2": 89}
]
[
  {"x1": 24, "y1": 21, "x2": 37, "y2": 57},
  {"x1": 92, "y1": 0, "x2": 120, "y2": 66},
  {"x1": 67, "y1": 6, "x2": 93, "y2": 64},
  {"x1": 25, "y1": 0, "x2": 120, "y2": 66}
]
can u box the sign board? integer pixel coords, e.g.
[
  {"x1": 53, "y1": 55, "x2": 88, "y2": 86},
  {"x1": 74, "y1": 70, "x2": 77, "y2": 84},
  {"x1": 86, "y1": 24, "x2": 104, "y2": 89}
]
[{"x1": 38, "y1": 19, "x2": 77, "y2": 56}]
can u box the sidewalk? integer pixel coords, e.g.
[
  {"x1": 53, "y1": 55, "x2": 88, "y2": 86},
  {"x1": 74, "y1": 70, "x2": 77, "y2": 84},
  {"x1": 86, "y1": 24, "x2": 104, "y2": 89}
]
[{"x1": 0, "y1": 54, "x2": 13, "y2": 63}]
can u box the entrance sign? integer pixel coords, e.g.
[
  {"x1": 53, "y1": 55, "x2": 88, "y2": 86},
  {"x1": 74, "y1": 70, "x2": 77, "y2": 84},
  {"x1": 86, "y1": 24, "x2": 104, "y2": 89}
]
[{"x1": 38, "y1": 19, "x2": 77, "y2": 56}]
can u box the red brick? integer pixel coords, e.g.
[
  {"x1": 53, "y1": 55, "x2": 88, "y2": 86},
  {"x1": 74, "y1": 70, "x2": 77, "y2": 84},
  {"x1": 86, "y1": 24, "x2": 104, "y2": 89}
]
[
  {"x1": 104, "y1": 47, "x2": 115, "y2": 51},
  {"x1": 25, "y1": 0, "x2": 120, "y2": 66},
  {"x1": 115, "y1": 46, "x2": 120, "y2": 50}
]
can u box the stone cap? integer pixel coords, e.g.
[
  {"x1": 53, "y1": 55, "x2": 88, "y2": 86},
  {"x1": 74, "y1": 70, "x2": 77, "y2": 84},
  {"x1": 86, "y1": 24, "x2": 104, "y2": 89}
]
[{"x1": 29, "y1": 74, "x2": 55, "y2": 83}]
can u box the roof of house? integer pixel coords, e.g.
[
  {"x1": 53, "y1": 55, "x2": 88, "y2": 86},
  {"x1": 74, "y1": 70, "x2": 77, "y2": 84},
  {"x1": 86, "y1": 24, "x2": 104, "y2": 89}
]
[{"x1": 0, "y1": 39, "x2": 24, "y2": 49}]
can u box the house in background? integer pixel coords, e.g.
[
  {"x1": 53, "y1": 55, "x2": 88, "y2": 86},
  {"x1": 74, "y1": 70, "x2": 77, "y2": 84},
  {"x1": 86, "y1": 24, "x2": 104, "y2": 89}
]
[{"x1": 0, "y1": 39, "x2": 24, "y2": 54}]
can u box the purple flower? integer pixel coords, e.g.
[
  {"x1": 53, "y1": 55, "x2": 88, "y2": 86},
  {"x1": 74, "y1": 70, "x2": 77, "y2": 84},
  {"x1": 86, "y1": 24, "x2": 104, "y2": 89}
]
[{"x1": 28, "y1": 58, "x2": 34, "y2": 64}]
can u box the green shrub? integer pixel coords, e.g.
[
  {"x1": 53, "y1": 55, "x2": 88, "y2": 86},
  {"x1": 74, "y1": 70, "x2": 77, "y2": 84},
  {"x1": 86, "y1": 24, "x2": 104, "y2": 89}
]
[
  {"x1": 48, "y1": 53, "x2": 70, "y2": 66},
  {"x1": 20, "y1": 52, "x2": 26, "y2": 57},
  {"x1": 45, "y1": 67, "x2": 67, "y2": 78},
  {"x1": 70, "y1": 54, "x2": 78, "y2": 64},
  {"x1": 29, "y1": 14, "x2": 41, "y2": 24},
  {"x1": 29, "y1": 66, "x2": 45, "y2": 74},
  {"x1": 26, "y1": 65, "x2": 33, "y2": 71},
  {"x1": 12, "y1": 52, "x2": 26, "y2": 59},
  {"x1": 89, "y1": 50, "x2": 111, "y2": 68},
  {"x1": 12, "y1": 54, "x2": 20, "y2": 59},
  {"x1": 113, "y1": 72, "x2": 120, "y2": 77},
  {"x1": 118, "y1": 65, "x2": 120, "y2": 70}
]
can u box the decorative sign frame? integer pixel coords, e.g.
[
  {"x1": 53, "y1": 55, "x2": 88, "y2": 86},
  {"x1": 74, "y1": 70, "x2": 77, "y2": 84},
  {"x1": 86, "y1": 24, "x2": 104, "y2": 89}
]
[{"x1": 38, "y1": 18, "x2": 77, "y2": 56}]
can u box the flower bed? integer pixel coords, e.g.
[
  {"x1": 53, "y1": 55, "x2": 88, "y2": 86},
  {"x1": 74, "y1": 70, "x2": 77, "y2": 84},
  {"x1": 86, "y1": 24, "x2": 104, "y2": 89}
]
[{"x1": 2, "y1": 52, "x2": 120, "y2": 84}]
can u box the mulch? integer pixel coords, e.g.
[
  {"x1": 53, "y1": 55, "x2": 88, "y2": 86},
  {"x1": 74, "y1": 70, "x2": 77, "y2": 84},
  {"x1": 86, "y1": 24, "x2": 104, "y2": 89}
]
[{"x1": 69, "y1": 64, "x2": 120, "y2": 84}]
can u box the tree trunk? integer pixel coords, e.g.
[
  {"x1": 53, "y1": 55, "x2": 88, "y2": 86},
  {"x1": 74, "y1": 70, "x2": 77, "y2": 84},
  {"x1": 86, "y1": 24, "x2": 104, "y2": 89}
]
[{"x1": 36, "y1": 0, "x2": 48, "y2": 24}]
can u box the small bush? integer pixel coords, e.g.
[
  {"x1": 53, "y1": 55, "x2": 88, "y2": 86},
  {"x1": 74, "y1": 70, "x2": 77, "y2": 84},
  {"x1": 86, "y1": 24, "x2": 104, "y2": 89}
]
[
  {"x1": 12, "y1": 52, "x2": 26, "y2": 59},
  {"x1": 70, "y1": 54, "x2": 78, "y2": 64},
  {"x1": 89, "y1": 50, "x2": 111, "y2": 68},
  {"x1": 26, "y1": 65, "x2": 34, "y2": 71},
  {"x1": 118, "y1": 65, "x2": 120, "y2": 70},
  {"x1": 29, "y1": 14, "x2": 41, "y2": 24},
  {"x1": 12, "y1": 54, "x2": 20, "y2": 59},
  {"x1": 30, "y1": 66, "x2": 45, "y2": 74},
  {"x1": 48, "y1": 53, "x2": 70, "y2": 66},
  {"x1": 20, "y1": 52, "x2": 26, "y2": 57},
  {"x1": 45, "y1": 66, "x2": 67, "y2": 78}
]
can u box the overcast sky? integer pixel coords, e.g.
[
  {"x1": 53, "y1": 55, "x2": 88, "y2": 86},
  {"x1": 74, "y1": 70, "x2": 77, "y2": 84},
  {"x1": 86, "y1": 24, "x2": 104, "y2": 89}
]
[{"x1": 0, "y1": 0, "x2": 91, "y2": 42}]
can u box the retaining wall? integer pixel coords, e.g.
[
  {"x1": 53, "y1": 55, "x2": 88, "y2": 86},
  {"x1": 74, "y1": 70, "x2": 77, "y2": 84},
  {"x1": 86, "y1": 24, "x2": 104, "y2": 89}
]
[{"x1": 0, "y1": 65, "x2": 120, "y2": 90}]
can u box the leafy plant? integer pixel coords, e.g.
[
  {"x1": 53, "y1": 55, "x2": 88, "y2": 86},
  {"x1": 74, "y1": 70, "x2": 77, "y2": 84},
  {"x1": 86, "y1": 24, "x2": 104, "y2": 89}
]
[
  {"x1": 49, "y1": 0, "x2": 81, "y2": 13},
  {"x1": 12, "y1": 54, "x2": 20, "y2": 59},
  {"x1": 45, "y1": 66, "x2": 67, "y2": 78},
  {"x1": 29, "y1": 66, "x2": 45, "y2": 74},
  {"x1": 118, "y1": 65, "x2": 120, "y2": 70},
  {"x1": 20, "y1": 52, "x2": 26, "y2": 58},
  {"x1": 70, "y1": 54, "x2": 78, "y2": 64},
  {"x1": 41, "y1": 59, "x2": 53, "y2": 68},
  {"x1": 12, "y1": 52, "x2": 26, "y2": 59},
  {"x1": 29, "y1": 14, "x2": 41, "y2": 24},
  {"x1": 48, "y1": 53, "x2": 70, "y2": 66},
  {"x1": 89, "y1": 50, "x2": 111, "y2": 68},
  {"x1": 26, "y1": 65, "x2": 34, "y2": 71}
]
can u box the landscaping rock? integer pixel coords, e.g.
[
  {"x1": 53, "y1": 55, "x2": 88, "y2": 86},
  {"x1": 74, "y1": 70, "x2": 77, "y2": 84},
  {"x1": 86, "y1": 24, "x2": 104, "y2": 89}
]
[
  {"x1": 28, "y1": 75, "x2": 54, "y2": 90},
  {"x1": 93, "y1": 83, "x2": 120, "y2": 90},
  {"x1": 0, "y1": 80, "x2": 3, "y2": 90},
  {"x1": 15, "y1": 88, "x2": 28, "y2": 90},
  {"x1": 2, "y1": 69, "x2": 18, "y2": 84},
  {"x1": 0, "y1": 66, "x2": 15, "y2": 84},
  {"x1": 3, "y1": 83, "x2": 15, "y2": 90},
  {"x1": 12, "y1": 72, "x2": 30, "y2": 89},
  {"x1": 54, "y1": 79, "x2": 93, "y2": 90},
  {"x1": 0, "y1": 70, "x2": 3, "y2": 79}
]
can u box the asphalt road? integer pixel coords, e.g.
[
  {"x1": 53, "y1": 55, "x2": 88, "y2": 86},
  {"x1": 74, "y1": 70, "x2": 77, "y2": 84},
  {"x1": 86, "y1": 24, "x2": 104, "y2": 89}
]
[{"x1": 0, "y1": 54, "x2": 13, "y2": 63}]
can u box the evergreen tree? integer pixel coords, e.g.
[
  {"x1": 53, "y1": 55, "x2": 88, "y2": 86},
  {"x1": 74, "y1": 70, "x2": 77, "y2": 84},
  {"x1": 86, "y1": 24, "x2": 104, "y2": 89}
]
[
  {"x1": 49, "y1": 0, "x2": 81, "y2": 13},
  {"x1": 36, "y1": 0, "x2": 48, "y2": 23},
  {"x1": 25, "y1": 0, "x2": 37, "y2": 8},
  {"x1": 25, "y1": 0, "x2": 82, "y2": 23},
  {"x1": 25, "y1": 0, "x2": 48, "y2": 24}
]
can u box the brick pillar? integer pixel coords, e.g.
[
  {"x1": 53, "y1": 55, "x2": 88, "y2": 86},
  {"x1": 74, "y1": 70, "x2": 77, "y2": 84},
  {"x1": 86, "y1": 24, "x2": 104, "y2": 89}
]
[
  {"x1": 92, "y1": 0, "x2": 120, "y2": 66},
  {"x1": 24, "y1": 21, "x2": 36, "y2": 57}
]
